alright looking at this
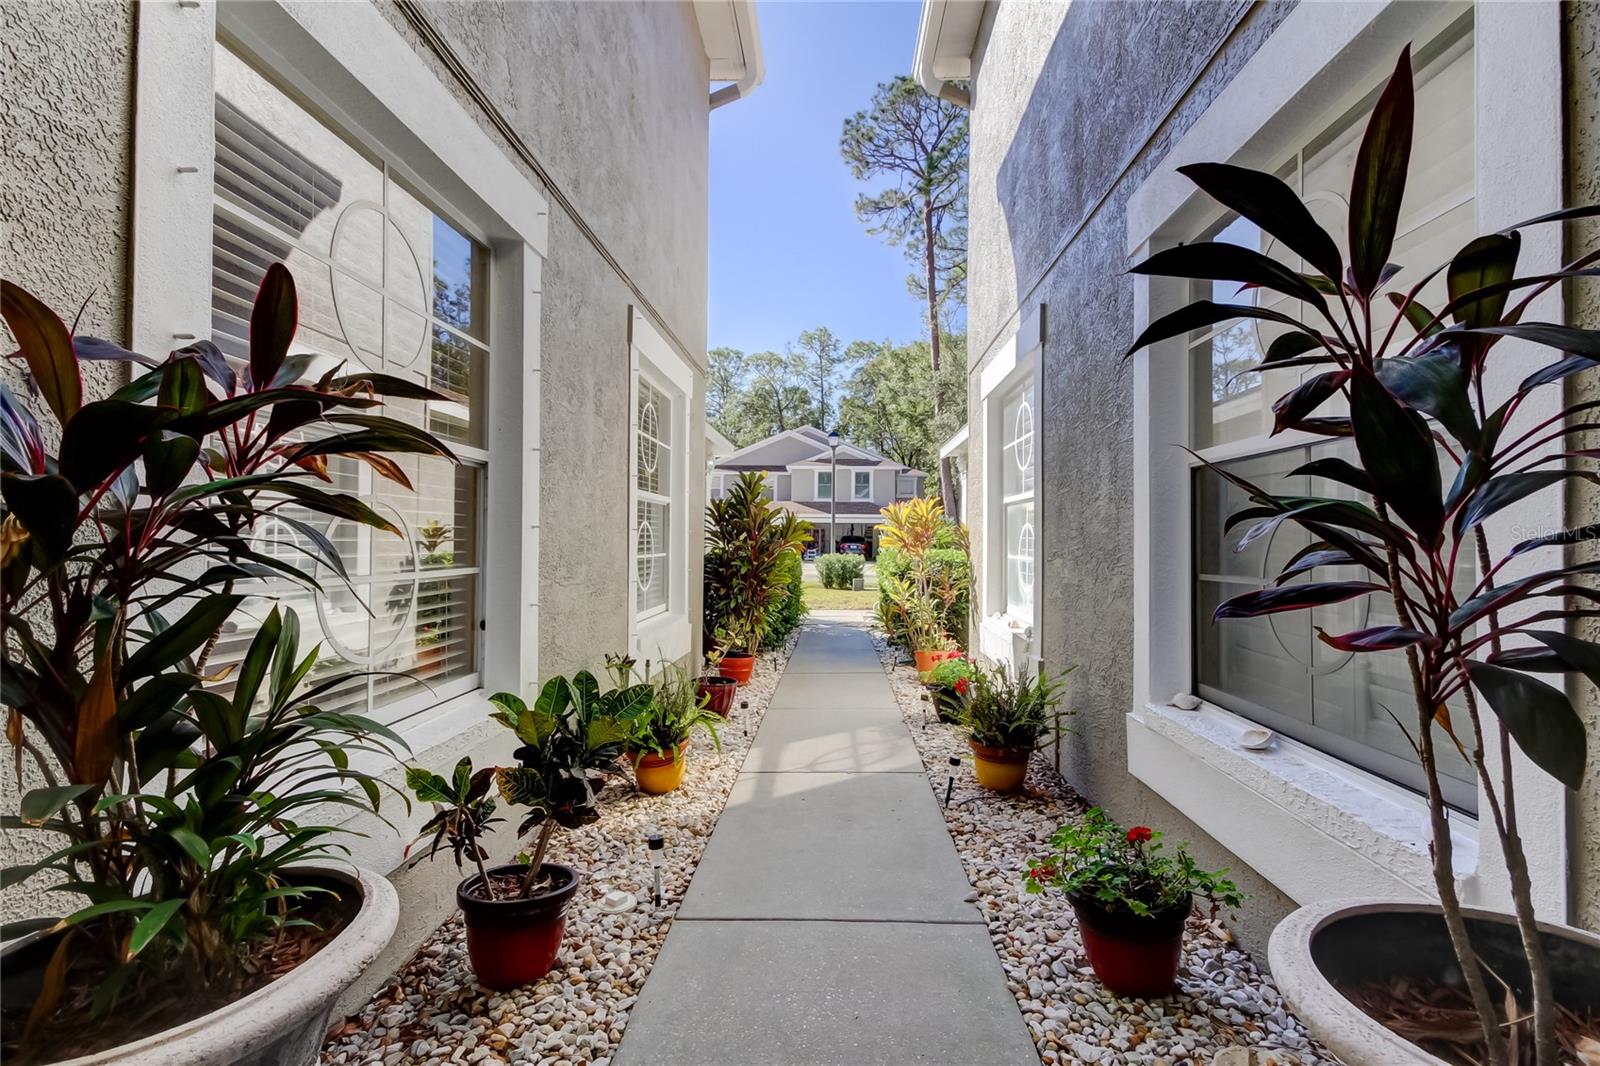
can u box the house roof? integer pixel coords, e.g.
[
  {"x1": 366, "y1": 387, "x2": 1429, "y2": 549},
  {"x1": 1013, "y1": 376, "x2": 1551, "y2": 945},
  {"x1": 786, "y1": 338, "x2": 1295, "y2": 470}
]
[
  {"x1": 774, "y1": 500, "x2": 887, "y2": 521},
  {"x1": 938, "y1": 423, "x2": 968, "y2": 460},
  {"x1": 712, "y1": 425, "x2": 895, "y2": 474}
]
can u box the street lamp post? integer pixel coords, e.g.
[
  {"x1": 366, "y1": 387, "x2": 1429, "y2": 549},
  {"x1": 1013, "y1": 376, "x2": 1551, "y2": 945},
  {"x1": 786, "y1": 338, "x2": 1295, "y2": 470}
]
[{"x1": 827, "y1": 429, "x2": 840, "y2": 555}]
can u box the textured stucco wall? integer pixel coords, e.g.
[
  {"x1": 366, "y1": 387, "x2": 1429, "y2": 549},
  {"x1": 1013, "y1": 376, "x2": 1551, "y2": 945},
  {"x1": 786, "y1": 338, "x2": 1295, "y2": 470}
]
[
  {"x1": 0, "y1": 0, "x2": 137, "y2": 934},
  {"x1": 1565, "y1": 0, "x2": 1600, "y2": 933},
  {"x1": 1, "y1": 0, "x2": 713, "y2": 981},
  {"x1": 965, "y1": 0, "x2": 1310, "y2": 956},
  {"x1": 392, "y1": 0, "x2": 711, "y2": 680}
]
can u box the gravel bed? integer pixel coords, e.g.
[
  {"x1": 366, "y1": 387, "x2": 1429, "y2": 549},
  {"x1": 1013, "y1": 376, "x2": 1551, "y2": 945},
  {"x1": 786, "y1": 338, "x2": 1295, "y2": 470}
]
[
  {"x1": 321, "y1": 633, "x2": 798, "y2": 1066},
  {"x1": 870, "y1": 631, "x2": 1339, "y2": 1066}
]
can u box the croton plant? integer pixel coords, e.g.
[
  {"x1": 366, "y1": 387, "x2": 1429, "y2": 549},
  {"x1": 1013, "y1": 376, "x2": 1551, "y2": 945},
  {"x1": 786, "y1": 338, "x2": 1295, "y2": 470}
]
[
  {"x1": 1125, "y1": 46, "x2": 1597, "y2": 1066},
  {"x1": 1, "y1": 265, "x2": 456, "y2": 1059}
]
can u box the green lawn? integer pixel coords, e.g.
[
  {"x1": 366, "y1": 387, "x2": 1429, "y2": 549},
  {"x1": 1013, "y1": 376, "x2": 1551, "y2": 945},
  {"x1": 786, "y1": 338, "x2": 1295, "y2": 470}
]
[{"x1": 802, "y1": 579, "x2": 878, "y2": 611}]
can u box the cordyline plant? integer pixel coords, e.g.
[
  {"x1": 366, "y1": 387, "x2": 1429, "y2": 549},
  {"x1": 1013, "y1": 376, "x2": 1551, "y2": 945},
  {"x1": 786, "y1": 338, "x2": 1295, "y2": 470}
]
[
  {"x1": 1125, "y1": 47, "x2": 1598, "y2": 1066},
  {"x1": 877, "y1": 497, "x2": 969, "y2": 648},
  {"x1": 1, "y1": 265, "x2": 455, "y2": 1058},
  {"x1": 406, "y1": 672, "x2": 653, "y2": 900},
  {"x1": 703, "y1": 471, "x2": 809, "y2": 654}
]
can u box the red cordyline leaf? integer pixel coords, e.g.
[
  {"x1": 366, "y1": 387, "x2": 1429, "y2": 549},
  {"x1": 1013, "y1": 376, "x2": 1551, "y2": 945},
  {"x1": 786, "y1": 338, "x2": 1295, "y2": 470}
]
[{"x1": 1315, "y1": 625, "x2": 1437, "y2": 652}]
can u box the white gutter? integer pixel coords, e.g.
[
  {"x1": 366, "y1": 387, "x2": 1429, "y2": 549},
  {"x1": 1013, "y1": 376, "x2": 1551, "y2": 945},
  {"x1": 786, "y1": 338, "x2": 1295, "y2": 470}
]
[
  {"x1": 913, "y1": 0, "x2": 972, "y2": 109},
  {"x1": 938, "y1": 423, "x2": 969, "y2": 461},
  {"x1": 708, "y1": 0, "x2": 764, "y2": 109}
]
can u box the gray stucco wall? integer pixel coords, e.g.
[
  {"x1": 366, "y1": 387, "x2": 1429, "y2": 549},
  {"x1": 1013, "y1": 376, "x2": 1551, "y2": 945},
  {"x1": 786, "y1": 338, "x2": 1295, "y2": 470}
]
[
  {"x1": 1565, "y1": 0, "x2": 1600, "y2": 933},
  {"x1": 390, "y1": 0, "x2": 711, "y2": 679},
  {"x1": 1, "y1": 0, "x2": 713, "y2": 986},
  {"x1": 967, "y1": 0, "x2": 1599, "y2": 955},
  {"x1": 0, "y1": 0, "x2": 137, "y2": 933},
  {"x1": 966, "y1": 0, "x2": 1301, "y2": 956}
]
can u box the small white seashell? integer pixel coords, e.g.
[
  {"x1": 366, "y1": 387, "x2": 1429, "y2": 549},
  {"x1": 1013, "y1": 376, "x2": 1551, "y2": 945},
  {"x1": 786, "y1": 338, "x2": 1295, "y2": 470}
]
[
  {"x1": 1170, "y1": 692, "x2": 1201, "y2": 710},
  {"x1": 1239, "y1": 726, "x2": 1275, "y2": 750}
]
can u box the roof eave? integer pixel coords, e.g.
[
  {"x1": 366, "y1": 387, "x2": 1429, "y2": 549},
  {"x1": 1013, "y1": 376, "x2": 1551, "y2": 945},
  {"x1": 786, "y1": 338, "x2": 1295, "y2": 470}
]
[
  {"x1": 698, "y1": 0, "x2": 764, "y2": 109},
  {"x1": 913, "y1": 0, "x2": 983, "y2": 109}
]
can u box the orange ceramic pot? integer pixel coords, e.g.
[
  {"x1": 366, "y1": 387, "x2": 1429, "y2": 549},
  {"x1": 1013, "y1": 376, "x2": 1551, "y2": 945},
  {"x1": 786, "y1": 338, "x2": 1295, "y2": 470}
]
[
  {"x1": 915, "y1": 648, "x2": 959, "y2": 679},
  {"x1": 718, "y1": 653, "x2": 755, "y2": 685},
  {"x1": 630, "y1": 743, "x2": 689, "y2": 794},
  {"x1": 969, "y1": 739, "x2": 1030, "y2": 793}
]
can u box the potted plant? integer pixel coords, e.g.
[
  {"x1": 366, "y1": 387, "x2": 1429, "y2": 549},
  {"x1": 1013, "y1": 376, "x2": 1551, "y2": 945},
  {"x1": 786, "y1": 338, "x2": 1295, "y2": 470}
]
[
  {"x1": 704, "y1": 470, "x2": 810, "y2": 686},
  {"x1": 0, "y1": 267, "x2": 455, "y2": 1064},
  {"x1": 1025, "y1": 809, "x2": 1243, "y2": 999},
  {"x1": 623, "y1": 663, "x2": 723, "y2": 794},
  {"x1": 926, "y1": 656, "x2": 977, "y2": 723},
  {"x1": 1125, "y1": 44, "x2": 1600, "y2": 1065},
  {"x1": 405, "y1": 671, "x2": 652, "y2": 990},
  {"x1": 960, "y1": 661, "x2": 1069, "y2": 792}
]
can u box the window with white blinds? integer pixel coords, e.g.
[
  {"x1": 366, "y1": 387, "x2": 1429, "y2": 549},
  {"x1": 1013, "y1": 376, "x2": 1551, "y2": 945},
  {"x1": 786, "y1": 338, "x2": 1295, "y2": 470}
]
[
  {"x1": 636, "y1": 377, "x2": 672, "y2": 618},
  {"x1": 1187, "y1": 28, "x2": 1477, "y2": 810},
  {"x1": 207, "y1": 41, "x2": 486, "y2": 722}
]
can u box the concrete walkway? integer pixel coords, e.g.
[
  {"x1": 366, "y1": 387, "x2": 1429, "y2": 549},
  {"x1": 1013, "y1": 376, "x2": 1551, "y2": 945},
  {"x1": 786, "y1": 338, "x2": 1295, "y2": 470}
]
[{"x1": 614, "y1": 618, "x2": 1036, "y2": 1066}]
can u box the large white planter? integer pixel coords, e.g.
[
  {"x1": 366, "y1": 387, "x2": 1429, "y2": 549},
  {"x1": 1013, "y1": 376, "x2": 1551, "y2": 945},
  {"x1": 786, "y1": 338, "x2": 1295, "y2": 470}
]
[
  {"x1": 30, "y1": 865, "x2": 398, "y2": 1066},
  {"x1": 1269, "y1": 898, "x2": 1600, "y2": 1066}
]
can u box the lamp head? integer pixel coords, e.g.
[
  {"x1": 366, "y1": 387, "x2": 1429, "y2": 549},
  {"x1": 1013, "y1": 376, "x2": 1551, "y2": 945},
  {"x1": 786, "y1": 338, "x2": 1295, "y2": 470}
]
[{"x1": 827, "y1": 429, "x2": 840, "y2": 449}]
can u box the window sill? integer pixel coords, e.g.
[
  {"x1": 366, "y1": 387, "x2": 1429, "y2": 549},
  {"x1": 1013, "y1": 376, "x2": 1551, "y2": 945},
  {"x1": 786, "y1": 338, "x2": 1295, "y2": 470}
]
[
  {"x1": 978, "y1": 614, "x2": 1031, "y2": 666},
  {"x1": 1126, "y1": 700, "x2": 1480, "y2": 906},
  {"x1": 637, "y1": 611, "x2": 692, "y2": 664}
]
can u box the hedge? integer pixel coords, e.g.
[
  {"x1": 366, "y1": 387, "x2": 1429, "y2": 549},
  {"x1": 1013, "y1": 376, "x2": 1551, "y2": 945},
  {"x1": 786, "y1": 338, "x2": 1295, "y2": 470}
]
[{"x1": 816, "y1": 552, "x2": 866, "y2": 589}]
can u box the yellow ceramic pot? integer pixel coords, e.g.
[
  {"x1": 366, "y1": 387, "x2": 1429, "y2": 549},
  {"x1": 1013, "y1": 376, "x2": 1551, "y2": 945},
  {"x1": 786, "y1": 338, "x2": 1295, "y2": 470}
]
[
  {"x1": 969, "y1": 740, "x2": 1029, "y2": 793},
  {"x1": 631, "y1": 743, "x2": 689, "y2": 794}
]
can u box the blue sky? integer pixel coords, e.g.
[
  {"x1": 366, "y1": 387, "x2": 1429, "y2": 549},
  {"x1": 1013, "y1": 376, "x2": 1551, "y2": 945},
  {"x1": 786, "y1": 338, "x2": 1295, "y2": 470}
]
[{"x1": 708, "y1": 1, "x2": 928, "y2": 356}]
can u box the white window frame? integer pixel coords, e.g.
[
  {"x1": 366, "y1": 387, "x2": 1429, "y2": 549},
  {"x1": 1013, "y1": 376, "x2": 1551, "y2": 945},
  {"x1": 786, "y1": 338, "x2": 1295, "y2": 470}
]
[
  {"x1": 629, "y1": 308, "x2": 694, "y2": 663},
  {"x1": 816, "y1": 469, "x2": 833, "y2": 501},
  {"x1": 852, "y1": 469, "x2": 872, "y2": 500},
  {"x1": 978, "y1": 305, "x2": 1044, "y2": 671},
  {"x1": 1127, "y1": 0, "x2": 1566, "y2": 918},
  {"x1": 131, "y1": 0, "x2": 546, "y2": 875}
]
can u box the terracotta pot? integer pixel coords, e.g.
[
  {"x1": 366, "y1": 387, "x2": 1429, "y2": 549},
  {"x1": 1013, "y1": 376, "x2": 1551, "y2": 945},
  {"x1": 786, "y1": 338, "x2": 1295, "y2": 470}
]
[
  {"x1": 629, "y1": 742, "x2": 690, "y2": 794},
  {"x1": 1269, "y1": 898, "x2": 1600, "y2": 1065},
  {"x1": 914, "y1": 648, "x2": 956, "y2": 677},
  {"x1": 968, "y1": 738, "x2": 1030, "y2": 792},
  {"x1": 457, "y1": 863, "x2": 581, "y2": 990},
  {"x1": 717, "y1": 652, "x2": 755, "y2": 685},
  {"x1": 695, "y1": 675, "x2": 738, "y2": 716},
  {"x1": 0, "y1": 866, "x2": 397, "y2": 1066},
  {"x1": 1070, "y1": 894, "x2": 1191, "y2": 999}
]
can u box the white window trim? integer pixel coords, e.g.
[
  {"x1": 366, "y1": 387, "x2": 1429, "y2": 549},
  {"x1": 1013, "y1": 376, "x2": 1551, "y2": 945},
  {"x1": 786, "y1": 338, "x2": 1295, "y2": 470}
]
[
  {"x1": 1127, "y1": 0, "x2": 1566, "y2": 919},
  {"x1": 816, "y1": 469, "x2": 833, "y2": 501},
  {"x1": 132, "y1": 0, "x2": 547, "y2": 877},
  {"x1": 852, "y1": 470, "x2": 873, "y2": 500},
  {"x1": 629, "y1": 308, "x2": 694, "y2": 664},
  {"x1": 978, "y1": 305, "x2": 1044, "y2": 671}
]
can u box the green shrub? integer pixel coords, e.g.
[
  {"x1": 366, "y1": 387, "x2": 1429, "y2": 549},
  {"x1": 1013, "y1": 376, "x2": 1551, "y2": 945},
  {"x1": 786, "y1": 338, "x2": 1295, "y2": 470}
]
[
  {"x1": 816, "y1": 552, "x2": 865, "y2": 589},
  {"x1": 763, "y1": 549, "x2": 807, "y2": 647},
  {"x1": 704, "y1": 472, "x2": 810, "y2": 653}
]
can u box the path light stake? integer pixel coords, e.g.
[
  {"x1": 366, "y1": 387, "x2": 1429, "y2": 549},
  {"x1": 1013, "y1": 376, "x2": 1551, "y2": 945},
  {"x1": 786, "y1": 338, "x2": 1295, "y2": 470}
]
[
  {"x1": 741, "y1": 699, "x2": 750, "y2": 737},
  {"x1": 647, "y1": 831, "x2": 665, "y2": 908},
  {"x1": 944, "y1": 756, "x2": 959, "y2": 807}
]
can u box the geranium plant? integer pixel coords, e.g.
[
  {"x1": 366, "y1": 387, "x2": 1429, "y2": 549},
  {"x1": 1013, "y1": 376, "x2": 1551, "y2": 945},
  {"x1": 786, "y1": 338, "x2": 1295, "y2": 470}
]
[
  {"x1": 1124, "y1": 44, "x2": 1597, "y2": 1064},
  {"x1": 0, "y1": 266, "x2": 456, "y2": 1060},
  {"x1": 1025, "y1": 808, "x2": 1242, "y2": 918}
]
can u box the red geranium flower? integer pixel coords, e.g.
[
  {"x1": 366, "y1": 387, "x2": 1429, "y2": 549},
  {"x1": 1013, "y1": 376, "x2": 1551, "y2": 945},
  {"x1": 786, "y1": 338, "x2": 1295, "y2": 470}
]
[
  {"x1": 955, "y1": 677, "x2": 970, "y2": 695},
  {"x1": 1126, "y1": 826, "x2": 1153, "y2": 844}
]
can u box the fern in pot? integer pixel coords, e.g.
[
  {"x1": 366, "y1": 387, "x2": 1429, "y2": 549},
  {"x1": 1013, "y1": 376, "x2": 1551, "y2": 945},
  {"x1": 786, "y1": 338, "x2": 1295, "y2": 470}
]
[
  {"x1": 959, "y1": 661, "x2": 1070, "y2": 793},
  {"x1": 620, "y1": 662, "x2": 722, "y2": 795}
]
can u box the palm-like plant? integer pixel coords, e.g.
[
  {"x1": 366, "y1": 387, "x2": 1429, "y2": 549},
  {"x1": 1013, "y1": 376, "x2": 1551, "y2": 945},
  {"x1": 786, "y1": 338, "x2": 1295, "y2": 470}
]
[
  {"x1": 1, "y1": 265, "x2": 454, "y2": 1058},
  {"x1": 1125, "y1": 47, "x2": 1597, "y2": 1066}
]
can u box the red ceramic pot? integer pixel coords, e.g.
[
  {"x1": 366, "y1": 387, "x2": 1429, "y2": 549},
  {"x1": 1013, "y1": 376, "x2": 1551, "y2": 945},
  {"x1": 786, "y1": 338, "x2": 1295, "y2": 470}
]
[
  {"x1": 718, "y1": 652, "x2": 755, "y2": 685},
  {"x1": 1069, "y1": 893, "x2": 1191, "y2": 999},
  {"x1": 458, "y1": 863, "x2": 581, "y2": 989},
  {"x1": 696, "y1": 675, "x2": 738, "y2": 715}
]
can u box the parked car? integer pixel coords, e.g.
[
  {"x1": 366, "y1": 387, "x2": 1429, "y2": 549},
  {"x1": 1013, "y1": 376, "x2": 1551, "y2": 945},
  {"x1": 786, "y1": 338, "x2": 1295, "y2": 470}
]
[{"x1": 837, "y1": 537, "x2": 869, "y2": 558}]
